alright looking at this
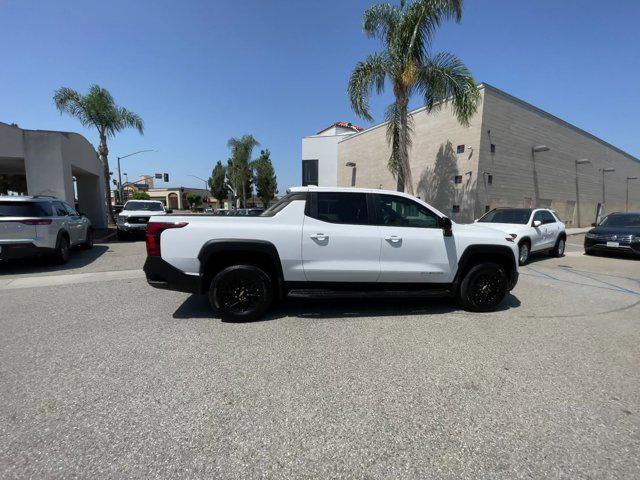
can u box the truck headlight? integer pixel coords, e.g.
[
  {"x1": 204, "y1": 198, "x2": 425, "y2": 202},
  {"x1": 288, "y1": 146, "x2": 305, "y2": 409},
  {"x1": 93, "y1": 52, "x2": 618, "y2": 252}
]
[
  {"x1": 585, "y1": 233, "x2": 597, "y2": 239},
  {"x1": 117, "y1": 215, "x2": 126, "y2": 224}
]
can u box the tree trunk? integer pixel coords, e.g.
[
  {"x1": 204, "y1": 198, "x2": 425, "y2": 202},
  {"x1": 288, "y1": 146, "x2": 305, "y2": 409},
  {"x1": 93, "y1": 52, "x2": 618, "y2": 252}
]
[
  {"x1": 98, "y1": 133, "x2": 115, "y2": 225},
  {"x1": 396, "y1": 92, "x2": 411, "y2": 194}
]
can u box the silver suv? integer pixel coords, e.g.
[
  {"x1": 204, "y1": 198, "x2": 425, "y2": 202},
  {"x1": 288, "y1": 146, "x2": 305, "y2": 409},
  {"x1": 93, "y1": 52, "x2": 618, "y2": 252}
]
[{"x1": 0, "y1": 195, "x2": 93, "y2": 264}]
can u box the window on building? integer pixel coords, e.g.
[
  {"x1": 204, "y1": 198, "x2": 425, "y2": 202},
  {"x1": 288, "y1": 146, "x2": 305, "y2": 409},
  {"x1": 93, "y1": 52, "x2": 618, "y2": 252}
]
[
  {"x1": 490, "y1": 143, "x2": 496, "y2": 153},
  {"x1": 456, "y1": 145, "x2": 465, "y2": 154},
  {"x1": 452, "y1": 205, "x2": 460, "y2": 213},
  {"x1": 302, "y1": 159, "x2": 318, "y2": 186},
  {"x1": 485, "y1": 205, "x2": 491, "y2": 213},
  {"x1": 454, "y1": 175, "x2": 463, "y2": 184},
  {"x1": 487, "y1": 174, "x2": 493, "y2": 185}
]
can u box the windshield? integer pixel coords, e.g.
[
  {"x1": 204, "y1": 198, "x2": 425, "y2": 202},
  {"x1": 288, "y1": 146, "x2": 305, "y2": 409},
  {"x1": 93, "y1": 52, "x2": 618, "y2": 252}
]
[
  {"x1": 123, "y1": 201, "x2": 163, "y2": 212},
  {"x1": 599, "y1": 213, "x2": 640, "y2": 227},
  {"x1": 478, "y1": 208, "x2": 532, "y2": 224}
]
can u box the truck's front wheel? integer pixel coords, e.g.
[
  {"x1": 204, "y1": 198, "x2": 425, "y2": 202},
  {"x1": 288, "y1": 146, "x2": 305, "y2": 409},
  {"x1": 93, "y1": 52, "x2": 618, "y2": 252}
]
[
  {"x1": 209, "y1": 265, "x2": 273, "y2": 322},
  {"x1": 458, "y1": 262, "x2": 508, "y2": 312}
]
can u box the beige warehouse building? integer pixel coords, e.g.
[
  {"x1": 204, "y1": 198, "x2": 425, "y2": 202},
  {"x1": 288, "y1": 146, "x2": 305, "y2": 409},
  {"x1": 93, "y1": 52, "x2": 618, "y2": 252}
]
[{"x1": 304, "y1": 84, "x2": 640, "y2": 227}]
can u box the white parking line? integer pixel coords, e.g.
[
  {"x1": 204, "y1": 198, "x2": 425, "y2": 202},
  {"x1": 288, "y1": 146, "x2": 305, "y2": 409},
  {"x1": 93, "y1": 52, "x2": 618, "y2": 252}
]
[{"x1": 0, "y1": 269, "x2": 145, "y2": 290}]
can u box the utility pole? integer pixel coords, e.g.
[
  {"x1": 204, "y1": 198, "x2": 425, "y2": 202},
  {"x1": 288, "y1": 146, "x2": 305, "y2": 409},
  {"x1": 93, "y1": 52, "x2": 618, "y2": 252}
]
[{"x1": 116, "y1": 149, "x2": 156, "y2": 205}]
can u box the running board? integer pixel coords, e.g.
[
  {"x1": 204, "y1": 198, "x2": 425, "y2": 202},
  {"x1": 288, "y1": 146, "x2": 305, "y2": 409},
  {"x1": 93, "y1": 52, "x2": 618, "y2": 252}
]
[{"x1": 287, "y1": 288, "x2": 454, "y2": 299}]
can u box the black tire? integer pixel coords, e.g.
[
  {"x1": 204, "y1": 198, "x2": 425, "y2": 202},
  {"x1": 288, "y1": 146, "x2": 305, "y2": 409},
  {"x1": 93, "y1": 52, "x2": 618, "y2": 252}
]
[
  {"x1": 458, "y1": 262, "x2": 509, "y2": 312},
  {"x1": 551, "y1": 235, "x2": 566, "y2": 257},
  {"x1": 81, "y1": 228, "x2": 94, "y2": 249},
  {"x1": 585, "y1": 249, "x2": 595, "y2": 256},
  {"x1": 518, "y1": 241, "x2": 530, "y2": 266},
  {"x1": 209, "y1": 265, "x2": 273, "y2": 322},
  {"x1": 53, "y1": 235, "x2": 70, "y2": 264}
]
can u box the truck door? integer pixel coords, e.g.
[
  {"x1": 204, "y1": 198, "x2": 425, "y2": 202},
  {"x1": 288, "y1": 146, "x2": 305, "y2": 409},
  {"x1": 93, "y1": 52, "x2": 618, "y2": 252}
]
[
  {"x1": 373, "y1": 193, "x2": 455, "y2": 283},
  {"x1": 302, "y1": 191, "x2": 381, "y2": 282}
]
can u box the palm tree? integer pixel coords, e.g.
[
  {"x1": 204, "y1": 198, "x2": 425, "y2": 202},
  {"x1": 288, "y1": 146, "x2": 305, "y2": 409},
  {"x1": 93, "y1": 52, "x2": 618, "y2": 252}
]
[
  {"x1": 348, "y1": 0, "x2": 479, "y2": 194},
  {"x1": 54, "y1": 85, "x2": 144, "y2": 223},
  {"x1": 227, "y1": 135, "x2": 260, "y2": 208}
]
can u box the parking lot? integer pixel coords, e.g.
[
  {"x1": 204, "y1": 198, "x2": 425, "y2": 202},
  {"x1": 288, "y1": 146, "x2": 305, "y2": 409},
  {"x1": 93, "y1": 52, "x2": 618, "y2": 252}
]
[{"x1": 1, "y1": 234, "x2": 639, "y2": 479}]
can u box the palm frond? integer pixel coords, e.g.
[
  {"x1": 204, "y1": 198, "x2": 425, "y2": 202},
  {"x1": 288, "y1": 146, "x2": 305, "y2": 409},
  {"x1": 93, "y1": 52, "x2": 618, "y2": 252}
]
[
  {"x1": 348, "y1": 52, "x2": 388, "y2": 121},
  {"x1": 53, "y1": 87, "x2": 91, "y2": 127},
  {"x1": 117, "y1": 107, "x2": 144, "y2": 135},
  {"x1": 418, "y1": 51, "x2": 479, "y2": 126},
  {"x1": 363, "y1": 3, "x2": 400, "y2": 42}
]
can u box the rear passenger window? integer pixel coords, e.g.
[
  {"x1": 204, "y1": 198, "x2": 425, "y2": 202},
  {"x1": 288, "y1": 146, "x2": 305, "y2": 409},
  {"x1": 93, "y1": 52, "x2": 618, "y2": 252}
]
[
  {"x1": 52, "y1": 201, "x2": 68, "y2": 216},
  {"x1": 312, "y1": 192, "x2": 369, "y2": 225}
]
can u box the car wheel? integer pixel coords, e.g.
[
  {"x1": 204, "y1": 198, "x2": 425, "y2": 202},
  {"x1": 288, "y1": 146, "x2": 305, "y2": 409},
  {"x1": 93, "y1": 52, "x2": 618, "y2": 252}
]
[
  {"x1": 551, "y1": 236, "x2": 565, "y2": 257},
  {"x1": 458, "y1": 262, "x2": 508, "y2": 312},
  {"x1": 518, "y1": 241, "x2": 530, "y2": 266},
  {"x1": 81, "y1": 228, "x2": 94, "y2": 249},
  {"x1": 209, "y1": 265, "x2": 273, "y2": 322},
  {"x1": 54, "y1": 235, "x2": 70, "y2": 264},
  {"x1": 585, "y1": 248, "x2": 595, "y2": 256}
]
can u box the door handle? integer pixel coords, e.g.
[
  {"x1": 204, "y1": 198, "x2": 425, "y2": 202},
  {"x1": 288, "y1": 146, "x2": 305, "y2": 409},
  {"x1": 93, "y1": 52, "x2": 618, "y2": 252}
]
[
  {"x1": 310, "y1": 233, "x2": 327, "y2": 240},
  {"x1": 384, "y1": 235, "x2": 402, "y2": 243}
]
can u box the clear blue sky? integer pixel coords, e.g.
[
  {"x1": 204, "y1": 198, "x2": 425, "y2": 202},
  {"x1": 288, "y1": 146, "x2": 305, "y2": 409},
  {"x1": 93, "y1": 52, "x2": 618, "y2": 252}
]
[{"x1": 1, "y1": 0, "x2": 638, "y2": 192}]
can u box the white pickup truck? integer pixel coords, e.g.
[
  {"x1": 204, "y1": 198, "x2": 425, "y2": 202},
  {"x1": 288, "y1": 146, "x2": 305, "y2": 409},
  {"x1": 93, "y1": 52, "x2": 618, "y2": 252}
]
[{"x1": 144, "y1": 187, "x2": 520, "y2": 321}]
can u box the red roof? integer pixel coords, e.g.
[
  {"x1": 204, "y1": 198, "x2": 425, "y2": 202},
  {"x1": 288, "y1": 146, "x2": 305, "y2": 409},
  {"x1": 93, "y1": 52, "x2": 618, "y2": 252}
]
[{"x1": 317, "y1": 121, "x2": 365, "y2": 134}]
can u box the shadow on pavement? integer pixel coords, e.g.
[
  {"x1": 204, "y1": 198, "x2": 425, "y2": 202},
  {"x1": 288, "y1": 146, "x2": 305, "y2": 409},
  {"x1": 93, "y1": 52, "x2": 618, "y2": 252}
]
[
  {"x1": 0, "y1": 245, "x2": 109, "y2": 275},
  {"x1": 172, "y1": 293, "x2": 521, "y2": 322}
]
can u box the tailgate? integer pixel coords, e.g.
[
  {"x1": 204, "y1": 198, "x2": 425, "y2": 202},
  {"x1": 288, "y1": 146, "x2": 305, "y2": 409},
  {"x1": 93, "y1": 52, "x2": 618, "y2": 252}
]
[{"x1": 0, "y1": 218, "x2": 37, "y2": 241}]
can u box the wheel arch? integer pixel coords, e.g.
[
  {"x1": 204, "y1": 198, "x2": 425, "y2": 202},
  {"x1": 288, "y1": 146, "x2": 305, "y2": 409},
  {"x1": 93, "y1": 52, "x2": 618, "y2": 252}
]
[
  {"x1": 454, "y1": 244, "x2": 517, "y2": 288},
  {"x1": 198, "y1": 239, "x2": 285, "y2": 297}
]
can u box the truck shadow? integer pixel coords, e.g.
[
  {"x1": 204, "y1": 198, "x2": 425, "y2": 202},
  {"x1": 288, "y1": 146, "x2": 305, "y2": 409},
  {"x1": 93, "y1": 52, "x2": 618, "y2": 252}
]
[
  {"x1": 172, "y1": 293, "x2": 521, "y2": 322},
  {"x1": 0, "y1": 245, "x2": 109, "y2": 275}
]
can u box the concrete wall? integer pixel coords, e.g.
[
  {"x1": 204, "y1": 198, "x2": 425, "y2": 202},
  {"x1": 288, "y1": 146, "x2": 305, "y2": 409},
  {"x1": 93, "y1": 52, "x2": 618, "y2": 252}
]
[
  {"x1": 338, "y1": 91, "x2": 486, "y2": 222},
  {"x1": 0, "y1": 122, "x2": 107, "y2": 228},
  {"x1": 479, "y1": 86, "x2": 640, "y2": 226}
]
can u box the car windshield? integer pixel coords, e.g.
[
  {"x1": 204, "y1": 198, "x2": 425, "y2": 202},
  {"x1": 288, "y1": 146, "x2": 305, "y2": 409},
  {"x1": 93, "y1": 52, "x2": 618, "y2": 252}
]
[
  {"x1": 123, "y1": 201, "x2": 163, "y2": 212},
  {"x1": 0, "y1": 201, "x2": 51, "y2": 217},
  {"x1": 478, "y1": 208, "x2": 532, "y2": 224},
  {"x1": 599, "y1": 213, "x2": 640, "y2": 227}
]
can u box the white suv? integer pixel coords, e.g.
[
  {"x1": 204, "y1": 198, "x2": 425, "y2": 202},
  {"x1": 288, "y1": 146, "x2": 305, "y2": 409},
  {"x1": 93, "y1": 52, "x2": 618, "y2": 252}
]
[
  {"x1": 116, "y1": 200, "x2": 169, "y2": 240},
  {"x1": 472, "y1": 208, "x2": 566, "y2": 265},
  {"x1": 0, "y1": 195, "x2": 93, "y2": 264}
]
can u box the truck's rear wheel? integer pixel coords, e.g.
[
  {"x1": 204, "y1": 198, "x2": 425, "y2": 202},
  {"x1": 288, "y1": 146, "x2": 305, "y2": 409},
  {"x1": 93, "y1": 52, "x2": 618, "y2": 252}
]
[
  {"x1": 209, "y1": 265, "x2": 273, "y2": 322},
  {"x1": 458, "y1": 262, "x2": 508, "y2": 312}
]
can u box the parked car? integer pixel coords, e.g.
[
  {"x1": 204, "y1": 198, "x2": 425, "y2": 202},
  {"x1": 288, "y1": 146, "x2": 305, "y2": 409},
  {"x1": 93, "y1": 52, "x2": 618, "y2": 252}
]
[
  {"x1": 117, "y1": 200, "x2": 171, "y2": 240},
  {"x1": 0, "y1": 195, "x2": 93, "y2": 264},
  {"x1": 143, "y1": 187, "x2": 520, "y2": 321},
  {"x1": 471, "y1": 207, "x2": 566, "y2": 265},
  {"x1": 584, "y1": 212, "x2": 640, "y2": 257}
]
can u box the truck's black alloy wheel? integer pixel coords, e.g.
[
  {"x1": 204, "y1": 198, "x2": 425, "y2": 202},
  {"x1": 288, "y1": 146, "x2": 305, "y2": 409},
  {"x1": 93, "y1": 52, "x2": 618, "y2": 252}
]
[
  {"x1": 209, "y1": 265, "x2": 273, "y2": 322},
  {"x1": 54, "y1": 236, "x2": 70, "y2": 264},
  {"x1": 459, "y1": 263, "x2": 508, "y2": 312}
]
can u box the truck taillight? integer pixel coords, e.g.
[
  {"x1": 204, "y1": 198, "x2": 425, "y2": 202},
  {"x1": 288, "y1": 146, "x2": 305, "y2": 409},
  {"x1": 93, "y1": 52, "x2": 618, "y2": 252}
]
[
  {"x1": 19, "y1": 219, "x2": 52, "y2": 225},
  {"x1": 145, "y1": 222, "x2": 188, "y2": 257}
]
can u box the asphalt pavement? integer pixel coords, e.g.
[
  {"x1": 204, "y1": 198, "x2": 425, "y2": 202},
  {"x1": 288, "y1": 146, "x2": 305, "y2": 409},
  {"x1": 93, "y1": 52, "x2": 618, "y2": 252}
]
[{"x1": 1, "y1": 237, "x2": 639, "y2": 479}]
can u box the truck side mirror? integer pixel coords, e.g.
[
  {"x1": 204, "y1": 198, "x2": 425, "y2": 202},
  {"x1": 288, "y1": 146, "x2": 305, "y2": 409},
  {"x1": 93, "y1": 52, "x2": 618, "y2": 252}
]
[
  {"x1": 591, "y1": 222, "x2": 597, "y2": 227},
  {"x1": 440, "y1": 217, "x2": 453, "y2": 237},
  {"x1": 166, "y1": 209, "x2": 173, "y2": 214},
  {"x1": 533, "y1": 220, "x2": 542, "y2": 228}
]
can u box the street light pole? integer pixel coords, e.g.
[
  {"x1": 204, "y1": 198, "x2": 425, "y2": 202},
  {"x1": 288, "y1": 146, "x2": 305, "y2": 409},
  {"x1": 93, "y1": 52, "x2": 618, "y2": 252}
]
[
  {"x1": 187, "y1": 174, "x2": 209, "y2": 191},
  {"x1": 575, "y1": 159, "x2": 590, "y2": 227},
  {"x1": 601, "y1": 167, "x2": 615, "y2": 218},
  {"x1": 532, "y1": 145, "x2": 550, "y2": 208},
  {"x1": 116, "y1": 149, "x2": 156, "y2": 204},
  {"x1": 627, "y1": 176, "x2": 638, "y2": 212}
]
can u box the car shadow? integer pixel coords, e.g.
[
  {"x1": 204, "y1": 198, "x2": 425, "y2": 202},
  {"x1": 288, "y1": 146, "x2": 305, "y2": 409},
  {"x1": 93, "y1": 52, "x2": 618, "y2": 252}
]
[
  {"x1": 0, "y1": 245, "x2": 109, "y2": 275},
  {"x1": 172, "y1": 293, "x2": 521, "y2": 322}
]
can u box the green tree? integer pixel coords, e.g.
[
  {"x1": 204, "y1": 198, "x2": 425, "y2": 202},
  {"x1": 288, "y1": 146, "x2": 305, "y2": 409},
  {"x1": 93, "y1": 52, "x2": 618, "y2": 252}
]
[
  {"x1": 227, "y1": 134, "x2": 259, "y2": 208},
  {"x1": 131, "y1": 191, "x2": 150, "y2": 200},
  {"x1": 53, "y1": 85, "x2": 144, "y2": 223},
  {"x1": 186, "y1": 193, "x2": 202, "y2": 210},
  {"x1": 348, "y1": 0, "x2": 479, "y2": 193},
  {"x1": 254, "y1": 149, "x2": 278, "y2": 207},
  {"x1": 208, "y1": 160, "x2": 228, "y2": 205}
]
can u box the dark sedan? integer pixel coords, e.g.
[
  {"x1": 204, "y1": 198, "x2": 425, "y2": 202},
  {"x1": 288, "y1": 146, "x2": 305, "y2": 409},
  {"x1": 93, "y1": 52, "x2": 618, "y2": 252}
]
[{"x1": 584, "y1": 212, "x2": 640, "y2": 256}]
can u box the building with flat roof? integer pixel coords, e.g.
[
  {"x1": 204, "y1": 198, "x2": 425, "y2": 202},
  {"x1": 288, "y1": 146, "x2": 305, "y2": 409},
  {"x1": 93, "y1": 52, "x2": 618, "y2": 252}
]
[
  {"x1": 0, "y1": 121, "x2": 107, "y2": 227},
  {"x1": 302, "y1": 84, "x2": 640, "y2": 226}
]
